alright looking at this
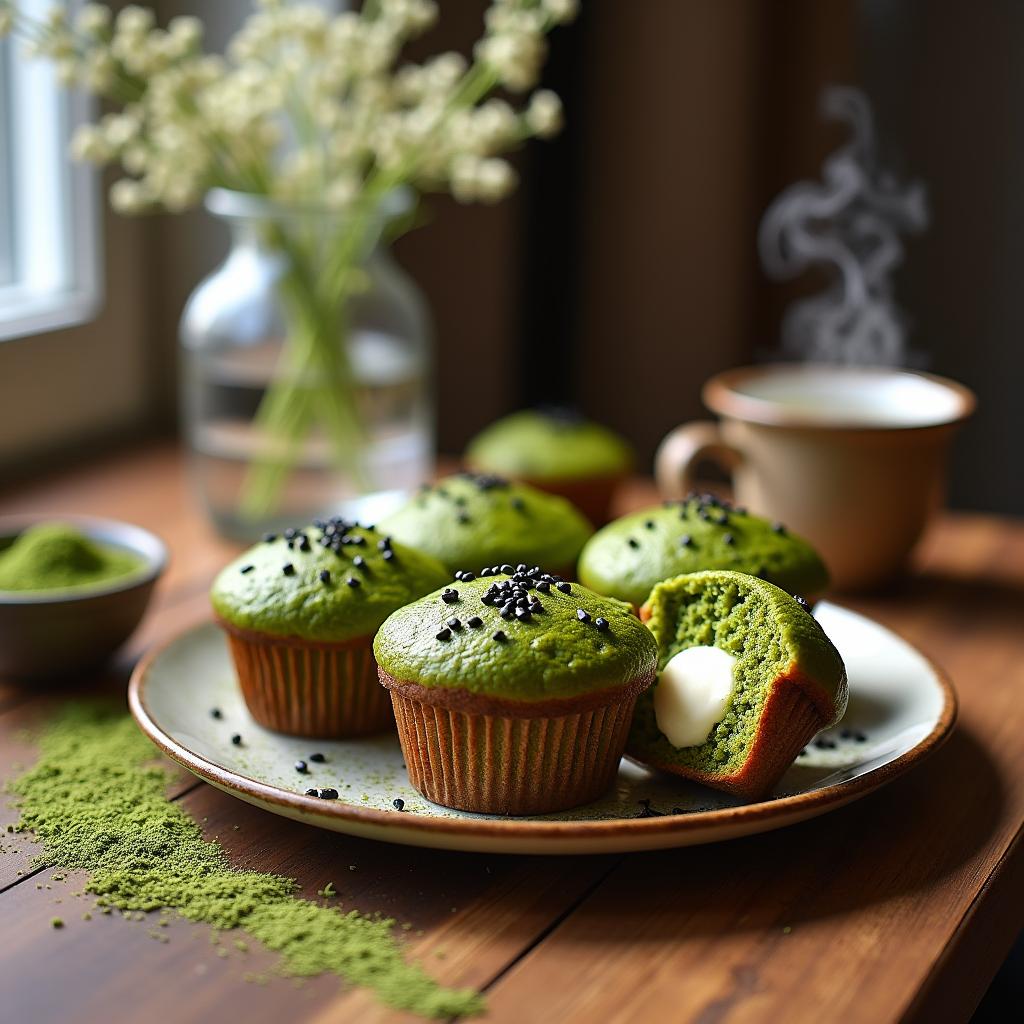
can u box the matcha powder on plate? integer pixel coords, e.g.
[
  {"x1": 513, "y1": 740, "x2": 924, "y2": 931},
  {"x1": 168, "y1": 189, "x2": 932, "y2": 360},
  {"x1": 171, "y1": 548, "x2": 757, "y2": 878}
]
[{"x1": 6, "y1": 702, "x2": 483, "y2": 1019}]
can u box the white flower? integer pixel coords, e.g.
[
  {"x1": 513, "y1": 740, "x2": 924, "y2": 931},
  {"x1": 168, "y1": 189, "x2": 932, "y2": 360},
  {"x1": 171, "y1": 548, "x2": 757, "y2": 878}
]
[
  {"x1": 543, "y1": 0, "x2": 579, "y2": 25},
  {"x1": 75, "y1": 4, "x2": 112, "y2": 36},
  {"x1": 115, "y1": 5, "x2": 154, "y2": 37},
  {"x1": 167, "y1": 16, "x2": 203, "y2": 55},
  {"x1": 109, "y1": 178, "x2": 151, "y2": 214},
  {"x1": 476, "y1": 31, "x2": 546, "y2": 92},
  {"x1": 525, "y1": 89, "x2": 562, "y2": 137},
  {"x1": 475, "y1": 157, "x2": 517, "y2": 202},
  {"x1": 70, "y1": 124, "x2": 110, "y2": 163}
]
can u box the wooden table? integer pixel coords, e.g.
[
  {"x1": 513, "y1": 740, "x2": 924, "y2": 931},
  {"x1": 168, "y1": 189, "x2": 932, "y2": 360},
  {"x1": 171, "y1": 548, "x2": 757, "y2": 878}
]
[{"x1": 1, "y1": 443, "x2": 1022, "y2": 1024}]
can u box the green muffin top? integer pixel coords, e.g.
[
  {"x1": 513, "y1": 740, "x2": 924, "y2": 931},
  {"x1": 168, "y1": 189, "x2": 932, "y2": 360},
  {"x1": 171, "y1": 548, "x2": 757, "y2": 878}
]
[
  {"x1": 630, "y1": 570, "x2": 847, "y2": 773},
  {"x1": 377, "y1": 472, "x2": 593, "y2": 574},
  {"x1": 578, "y1": 493, "x2": 829, "y2": 607},
  {"x1": 210, "y1": 520, "x2": 449, "y2": 643},
  {"x1": 373, "y1": 566, "x2": 658, "y2": 702},
  {"x1": 466, "y1": 408, "x2": 633, "y2": 481}
]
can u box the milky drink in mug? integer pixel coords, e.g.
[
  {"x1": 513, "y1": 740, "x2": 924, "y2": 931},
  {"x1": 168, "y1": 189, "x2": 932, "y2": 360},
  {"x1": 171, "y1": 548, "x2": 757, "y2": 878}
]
[{"x1": 654, "y1": 365, "x2": 976, "y2": 591}]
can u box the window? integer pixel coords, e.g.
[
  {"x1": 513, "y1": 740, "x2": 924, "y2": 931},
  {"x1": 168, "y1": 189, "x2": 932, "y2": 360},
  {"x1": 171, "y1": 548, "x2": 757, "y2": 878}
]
[{"x1": 0, "y1": 3, "x2": 101, "y2": 342}]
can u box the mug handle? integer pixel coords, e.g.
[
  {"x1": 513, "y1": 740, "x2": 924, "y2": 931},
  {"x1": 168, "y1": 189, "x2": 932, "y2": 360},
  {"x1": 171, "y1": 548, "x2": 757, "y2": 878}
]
[{"x1": 654, "y1": 421, "x2": 744, "y2": 499}]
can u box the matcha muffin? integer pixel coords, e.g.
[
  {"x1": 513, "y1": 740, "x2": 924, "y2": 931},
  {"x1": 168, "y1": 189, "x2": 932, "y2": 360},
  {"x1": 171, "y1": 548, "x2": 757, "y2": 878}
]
[
  {"x1": 578, "y1": 493, "x2": 829, "y2": 609},
  {"x1": 374, "y1": 566, "x2": 658, "y2": 814},
  {"x1": 378, "y1": 472, "x2": 593, "y2": 577},
  {"x1": 211, "y1": 519, "x2": 448, "y2": 738},
  {"x1": 465, "y1": 408, "x2": 633, "y2": 524},
  {"x1": 629, "y1": 570, "x2": 848, "y2": 799}
]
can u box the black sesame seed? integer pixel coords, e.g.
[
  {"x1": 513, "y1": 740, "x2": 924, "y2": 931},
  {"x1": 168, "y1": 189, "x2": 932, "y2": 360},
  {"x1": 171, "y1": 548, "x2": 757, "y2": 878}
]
[
  {"x1": 557, "y1": 582, "x2": 571, "y2": 594},
  {"x1": 516, "y1": 563, "x2": 527, "y2": 573},
  {"x1": 467, "y1": 616, "x2": 483, "y2": 628},
  {"x1": 210, "y1": 708, "x2": 222, "y2": 719},
  {"x1": 436, "y1": 627, "x2": 452, "y2": 641},
  {"x1": 352, "y1": 555, "x2": 366, "y2": 569},
  {"x1": 346, "y1": 577, "x2": 360, "y2": 588},
  {"x1": 377, "y1": 537, "x2": 391, "y2": 551},
  {"x1": 510, "y1": 497, "x2": 525, "y2": 511},
  {"x1": 854, "y1": 730, "x2": 868, "y2": 743},
  {"x1": 680, "y1": 535, "x2": 693, "y2": 547},
  {"x1": 318, "y1": 788, "x2": 339, "y2": 800},
  {"x1": 309, "y1": 752, "x2": 326, "y2": 763},
  {"x1": 515, "y1": 608, "x2": 532, "y2": 622},
  {"x1": 446, "y1": 617, "x2": 462, "y2": 630},
  {"x1": 577, "y1": 608, "x2": 591, "y2": 623},
  {"x1": 284, "y1": 527, "x2": 297, "y2": 540},
  {"x1": 454, "y1": 570, "x2": 464, "y2": 581},
  {"x1": 392, "y1": 798, "x2": 405, "y2": 811},
  {"x1": 441, "y1": 588, "x2": 459, "y2": 604},
  {"x1": 627, "y1": 538, "x2": 639, "y2": 549},
  {"x1": 231, "y1": 734, "x2": 243, "y2": 746},
  {"x1": 305, "y1": 788, "x2": 319, "y2": 796},
  {"x1": 239, "y1": 564, "x2": 255, "y2": 574},
  {"x1": 500, "y1": 606, "x2": 515, "y2": 620},
  {"x1": 460, "y1": 571, "x2": 474, "y2": 582},
  {"x1": 282, "y1": 563, "x2": 296, "y2": 576},
  {"x1": 382, "y1": 549, "x2": 395, "y2": 561},
  {"x1": 492, "y1": 630, "x2": 507, "y2": 642},
  {"x1": 529, "y1": 599, "x2": 544, "y2": 614},
  {"x1": 457, "y1": 513, "x2": 470, "y2": 525},
  {"x1": 319, "y1": 569, "x2": 331, "y2": 584},
  {"x1": 793, "y1": 594, "x2": 812, "y2": 613},
  {"x1": 645, "y1": 520, "x2": 655, "y2": 530},
  {"x1": 813, "y1": 737, "x2": 837, "y2": 750},
  {"x1": 298, "y1": 536, "x2": 311, "y2": 552},
  {"x1": 595, "y1": 617, "x2": 609, "y2": 631},
  {"x1": 772, "y1": 522, "x2": 786, "y2": 534},
  {"x1": 722, "y1": 533, "x2": 735, "y2": 545},
  {"x1": 500, "y1": 564, "x2": 514, "y2": 574},
  {"x1": 295, "y1": 760, "x2": 309, "y2": 774},
  {"x1": 262, "y1": 532, "x2": 277, "y2": 543},
  {"x1": 536, "y1": 580, "x2": 550, "y2": 593}
]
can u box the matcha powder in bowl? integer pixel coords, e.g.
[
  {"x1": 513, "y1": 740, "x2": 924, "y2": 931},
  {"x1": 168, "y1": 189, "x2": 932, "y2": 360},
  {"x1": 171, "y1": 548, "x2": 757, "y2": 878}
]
[{"x1": 5, "y1": 702, "x2": 484, "y2": 1019}]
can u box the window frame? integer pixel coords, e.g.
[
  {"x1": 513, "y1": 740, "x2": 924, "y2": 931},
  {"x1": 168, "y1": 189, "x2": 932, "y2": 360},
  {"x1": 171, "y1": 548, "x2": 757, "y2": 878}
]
[{"x1": 0, "y1": 8, "x2": 103, "y2": 343}]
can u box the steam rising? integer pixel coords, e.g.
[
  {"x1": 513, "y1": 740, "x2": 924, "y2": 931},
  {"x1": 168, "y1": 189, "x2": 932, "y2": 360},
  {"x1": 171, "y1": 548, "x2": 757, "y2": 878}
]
[{"x1": 759, "y1": 86, "x2": 928, "y2": 365}]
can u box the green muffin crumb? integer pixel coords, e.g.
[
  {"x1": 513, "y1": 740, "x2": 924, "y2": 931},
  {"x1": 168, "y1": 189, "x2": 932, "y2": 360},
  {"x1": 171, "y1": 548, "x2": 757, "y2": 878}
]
[
  {"x1": 6, "y1": 701, "x2": 484, "y2": 1019},
  {"x1": 0, "y1": 523, "x2": 143, "y2": 592},
  {"x1": 629, "y1": 571, "x2": 847, "y2": 778}
]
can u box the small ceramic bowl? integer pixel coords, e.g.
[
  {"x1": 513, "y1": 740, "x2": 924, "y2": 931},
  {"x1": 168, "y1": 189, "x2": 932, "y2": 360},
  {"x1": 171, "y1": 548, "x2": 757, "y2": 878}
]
[{"x1": 0, "y1": 515, "x2": 168, "y2": 680}]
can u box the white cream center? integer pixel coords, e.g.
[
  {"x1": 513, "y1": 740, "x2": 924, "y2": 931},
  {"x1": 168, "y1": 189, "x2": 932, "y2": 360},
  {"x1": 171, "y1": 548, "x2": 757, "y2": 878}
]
[{"x1": 654, "y1": 646, "x2": 738, "y2": 748}]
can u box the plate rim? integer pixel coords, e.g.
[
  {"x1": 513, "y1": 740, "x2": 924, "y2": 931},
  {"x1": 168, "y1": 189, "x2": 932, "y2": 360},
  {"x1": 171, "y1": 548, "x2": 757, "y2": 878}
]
[{"x1": 127, "y1": 605, "x2": 958, "y2": 844}]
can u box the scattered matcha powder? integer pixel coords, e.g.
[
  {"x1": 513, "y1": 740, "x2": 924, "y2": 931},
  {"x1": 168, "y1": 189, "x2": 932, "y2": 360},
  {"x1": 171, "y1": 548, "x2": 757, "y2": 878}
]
[{"x1": 6, "y1": 703, "x2": 483, "y2": 1019}]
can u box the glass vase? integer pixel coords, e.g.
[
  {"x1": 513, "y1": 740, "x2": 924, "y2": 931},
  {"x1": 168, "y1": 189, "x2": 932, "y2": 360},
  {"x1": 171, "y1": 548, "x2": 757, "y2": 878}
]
[{"x1": 180, "y1": 189, "x2": 433, "y2": 541}]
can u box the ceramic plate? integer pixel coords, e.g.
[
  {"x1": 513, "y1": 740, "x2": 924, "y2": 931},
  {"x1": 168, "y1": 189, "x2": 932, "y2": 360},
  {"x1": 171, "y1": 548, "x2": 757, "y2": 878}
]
[{"x1": 128, "y1": 603, "x2": 956, "y2": 855}]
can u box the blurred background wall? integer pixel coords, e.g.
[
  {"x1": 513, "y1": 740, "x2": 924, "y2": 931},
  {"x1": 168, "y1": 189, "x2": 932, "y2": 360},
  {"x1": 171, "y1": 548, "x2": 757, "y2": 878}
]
[{"x1": 6, "y1": 0, "x2": 1021, "y2": 514}]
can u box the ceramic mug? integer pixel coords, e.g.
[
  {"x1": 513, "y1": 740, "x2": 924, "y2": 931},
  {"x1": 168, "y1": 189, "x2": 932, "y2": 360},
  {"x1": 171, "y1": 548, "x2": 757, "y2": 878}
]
[{"x1": 654, "y1": 364, "x2": 976, "y2": 591}]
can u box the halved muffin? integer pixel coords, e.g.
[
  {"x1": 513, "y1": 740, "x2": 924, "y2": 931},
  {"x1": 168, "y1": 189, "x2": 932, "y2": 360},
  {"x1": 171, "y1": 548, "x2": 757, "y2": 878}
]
[{"x1": 628, "y1": 570, "x2": 847, "y2": 799}]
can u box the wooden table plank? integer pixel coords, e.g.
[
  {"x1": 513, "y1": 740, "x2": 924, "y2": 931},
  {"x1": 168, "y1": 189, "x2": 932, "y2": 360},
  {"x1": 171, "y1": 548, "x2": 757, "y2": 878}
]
[
  {"x1": 483, "y1": 515, "x2": 1024, "y2": 1024},
  {"x1": 0, "y1": 766, "x2": 615, "y2": 1024},
  {"x1": 2, "y1": 443, "x2": 1023, "y2": 1024}
]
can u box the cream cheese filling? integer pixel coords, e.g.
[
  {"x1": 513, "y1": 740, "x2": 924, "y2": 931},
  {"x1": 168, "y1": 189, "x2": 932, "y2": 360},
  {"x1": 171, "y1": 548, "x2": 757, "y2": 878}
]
[{"x1": 653, "y1": 645, "x2": 738, "y2": 748}]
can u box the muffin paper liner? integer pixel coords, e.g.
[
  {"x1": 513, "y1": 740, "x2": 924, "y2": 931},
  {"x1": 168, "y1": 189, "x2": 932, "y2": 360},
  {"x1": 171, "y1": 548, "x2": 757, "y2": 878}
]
[
  {"x1": 523, "y1": 473, "x2": 626, "y2": 527},
  {"x1": 220, "y1": 624, "x2": 392, "y2": 738},
  {"x1": 384, "y1": 676, "x2": 643, "y2": 815}
]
